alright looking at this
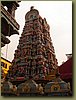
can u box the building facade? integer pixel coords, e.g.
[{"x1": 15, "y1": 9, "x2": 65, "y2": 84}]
[
  {"x1": 1, "y1": 57, "x2": 11, "y2": 79},
  {"x1": 1, "y1": 1, "x2": 20, "y2": 47},
  {"x1": 59, "y1": 55, "x2": 72, "y2": 94}
]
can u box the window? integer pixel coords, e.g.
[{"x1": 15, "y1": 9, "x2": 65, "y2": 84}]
[
  {"x1": 1, "y1": 62, "x2": 5, "y2": 67},
  {"x1": 4, "y1": 63, "x2": 7, "y2": 68},
  {"x1": 1, "y1": 62, "x2": 7, "y2": 68},
  {"x1": 30, "y1": 15, "x2": 36, "y2": 19}
]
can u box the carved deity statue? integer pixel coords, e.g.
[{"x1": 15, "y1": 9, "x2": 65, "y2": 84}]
[
  {"x1": 37, "y1": 84, "x2": 44, "y2": 94},
  {"x1": 22, "y1": 84, "x2": 30, "y2": 93}
]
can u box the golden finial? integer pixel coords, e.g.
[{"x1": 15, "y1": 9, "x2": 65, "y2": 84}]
[{"x1": 30, "y1": 6, "x2": 34, "y2": 10}]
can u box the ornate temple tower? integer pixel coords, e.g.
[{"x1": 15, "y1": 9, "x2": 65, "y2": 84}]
[{"x1": 7, "y1": 7, "x2": 58, "y2": 84}]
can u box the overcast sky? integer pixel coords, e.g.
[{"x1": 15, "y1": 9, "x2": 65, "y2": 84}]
[{"x1": 1, "y1": 1, "x2": 72, "y2": 66}]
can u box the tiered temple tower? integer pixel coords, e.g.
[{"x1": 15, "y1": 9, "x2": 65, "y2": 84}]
[{"x1": 7, "y1": 7, "x2": 58, "y2": 84}]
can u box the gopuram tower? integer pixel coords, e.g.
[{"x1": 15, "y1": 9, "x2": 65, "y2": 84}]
[{"x1": 7, "y1": 7, "x2": 58, "y2": 84}]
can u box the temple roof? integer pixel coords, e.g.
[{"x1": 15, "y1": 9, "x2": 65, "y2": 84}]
[
  {"x1": 44, "y1": 76, "x2": 70, "y2": 93},
  {"x1": 17, "y1": 79, "x2": 38, "y2": 93}
]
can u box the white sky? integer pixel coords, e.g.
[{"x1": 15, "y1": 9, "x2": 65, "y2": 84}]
[{"x1": 1, "y1": 1, "x2": 72, "y2": 66}]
